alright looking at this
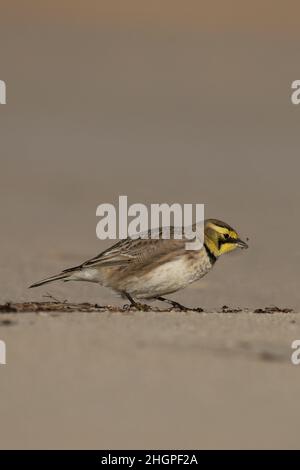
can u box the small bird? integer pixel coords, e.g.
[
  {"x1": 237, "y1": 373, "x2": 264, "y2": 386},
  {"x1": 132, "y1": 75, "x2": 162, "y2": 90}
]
[{"x1": 30, "y1": 219, "x2": 248, "y2": 310}]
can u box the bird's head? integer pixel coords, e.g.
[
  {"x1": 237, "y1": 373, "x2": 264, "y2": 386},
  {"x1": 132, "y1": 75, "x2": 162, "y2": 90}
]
[{"x1": 204, "y1": 219, "x2": 248, "y2": 259}]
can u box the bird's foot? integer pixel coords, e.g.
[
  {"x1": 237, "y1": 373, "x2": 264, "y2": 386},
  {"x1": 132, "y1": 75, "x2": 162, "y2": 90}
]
[
  {"x1": 168, "y1": 301, "x2": 189, "y2": 311},
  {"x1": 132, "y1": 302, "x2": 152, "y2": 311},
  {"x1": 123, "y1": 301, "x2": 152, "y2": 311},
  {"x1": 123, "y1": 292, "x2": 152, "y2": 311},
  {"x1": 122, "y1": 303, "x2": 132, "y2": 311},
  {"x1": 157, "y1": 296, "x2": 190, "y2": 311}
]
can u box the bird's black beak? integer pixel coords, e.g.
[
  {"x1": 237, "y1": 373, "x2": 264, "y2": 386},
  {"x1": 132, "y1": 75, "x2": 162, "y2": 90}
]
[{"x1": 236, "y1": 238, "x2": 248, "y2": 249}]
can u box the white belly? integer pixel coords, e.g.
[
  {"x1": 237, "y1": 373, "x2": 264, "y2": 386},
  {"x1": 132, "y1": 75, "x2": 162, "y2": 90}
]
[
  {"x1": 67, "y1": 251, "x2": 212, "y2": 299},
  {"x1": 119, "y1": 257, "x2": 209, "y2": 298}
]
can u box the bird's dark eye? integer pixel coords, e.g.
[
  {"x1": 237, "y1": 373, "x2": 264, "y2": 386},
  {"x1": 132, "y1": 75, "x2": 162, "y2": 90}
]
[{"x1": 224, "y1": 233, "x2": 229, "y2": 240}]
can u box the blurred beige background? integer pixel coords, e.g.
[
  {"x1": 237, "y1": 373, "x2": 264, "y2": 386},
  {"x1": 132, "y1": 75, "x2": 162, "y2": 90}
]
[
  {"x1": 1, "y1": 1, "x2": 300, "y2": 309},
  {"x1": 0, "y1": 1, "x2": 300, "y2": 450}
]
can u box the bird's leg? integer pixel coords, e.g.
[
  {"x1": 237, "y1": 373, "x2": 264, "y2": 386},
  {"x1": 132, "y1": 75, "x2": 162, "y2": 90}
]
[
  {"x1": 157, "y1": 296, "x2": 189, "y2": 311},
  {"x1": 124, "y1": 293, "x2": 151, "y2": 311}
]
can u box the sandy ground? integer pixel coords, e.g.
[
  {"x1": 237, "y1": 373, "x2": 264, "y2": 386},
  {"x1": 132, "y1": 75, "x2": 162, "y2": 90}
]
[{"x1": 0, "y1": 308, "x2": 300, "y2": 449}]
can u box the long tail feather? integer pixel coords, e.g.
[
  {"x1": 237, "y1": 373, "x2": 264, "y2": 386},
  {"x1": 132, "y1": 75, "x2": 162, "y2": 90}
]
[{"x1": 29, "y1": 272, "x2": 70, "y2": 288}]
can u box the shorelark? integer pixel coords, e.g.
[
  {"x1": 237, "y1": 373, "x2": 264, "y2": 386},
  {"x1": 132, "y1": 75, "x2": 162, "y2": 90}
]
[{"x1": 30, "y1": 219, "x2": 248, "y2": 310}]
